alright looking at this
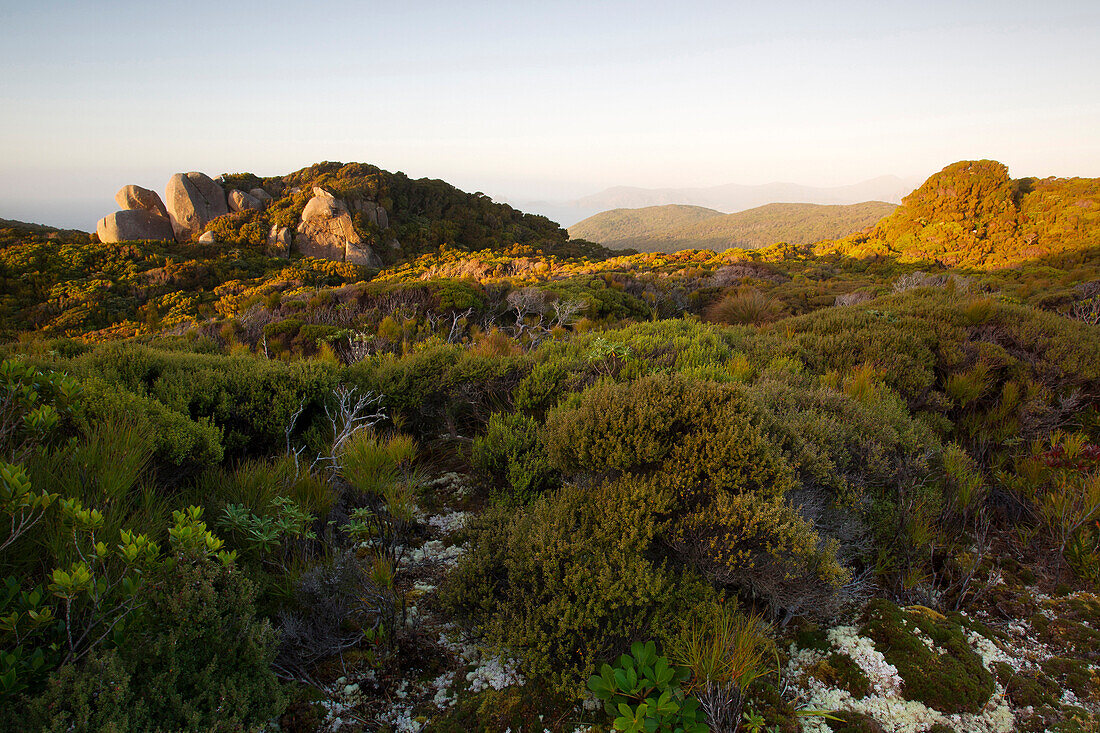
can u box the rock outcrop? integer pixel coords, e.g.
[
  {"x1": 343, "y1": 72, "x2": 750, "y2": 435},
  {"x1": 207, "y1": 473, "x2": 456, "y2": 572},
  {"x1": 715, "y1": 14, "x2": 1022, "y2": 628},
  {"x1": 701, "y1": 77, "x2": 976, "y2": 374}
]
[
  {"x1": 96, "y1": 210, "x2": 175, "y2": 243},
  {"x1": 115, "y1": 185, "x2": 169, "y2": 219},
  {"x1": 165, "y1": 172, "x2": 228, "y2": 241},
  {"x1": 295, "y1": 188, "x2": 382, "y2": 267},
  {"x1": 228, "y1": 189, "x2": 262, "y2": 212},
  {"x1": 93, "y1": 169, "x2": 396, "y2": 261},
  {"x1": 266, "y1": 225, "x2": 292, "y2": 258},
  {"x1": 249, "y1": 188, "x2": 273, "y2": 206},
  {"x1": 349, "y1": 198, "x2": 389, "y2": 229}
]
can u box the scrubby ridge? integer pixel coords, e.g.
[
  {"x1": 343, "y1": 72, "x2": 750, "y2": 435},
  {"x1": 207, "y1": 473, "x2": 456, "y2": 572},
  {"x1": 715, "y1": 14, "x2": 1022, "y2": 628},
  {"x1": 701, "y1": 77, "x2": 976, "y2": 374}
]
[
  {"x1": 0, "y1": 160, "x2": 1099, "y2": 732},
  {"x1": 572, "y1": 201, "x2": 896, "y2": 253}
]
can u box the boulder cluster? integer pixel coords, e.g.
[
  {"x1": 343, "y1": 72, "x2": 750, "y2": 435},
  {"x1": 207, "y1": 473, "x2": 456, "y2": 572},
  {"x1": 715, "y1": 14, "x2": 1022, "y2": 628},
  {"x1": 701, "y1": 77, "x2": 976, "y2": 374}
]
[{"x1": 95, "y1": 172, "x2": 386, "y2": 267}]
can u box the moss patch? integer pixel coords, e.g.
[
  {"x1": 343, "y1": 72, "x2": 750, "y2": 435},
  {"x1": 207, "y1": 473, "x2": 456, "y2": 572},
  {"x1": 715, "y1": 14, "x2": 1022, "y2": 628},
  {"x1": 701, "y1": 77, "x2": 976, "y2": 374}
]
[
  {"x1": 808, "y1": 653, "x2": 872, "y2": 698},
  {"x1": 1041, "y1": 656, "x2": 1098, "y2": 699},
  {"x1": 826, "y1": 710, "x2": 887, "y2": 733},
  {"x1": 861, "y1": 599, "x2": 994, "y2": 714}
]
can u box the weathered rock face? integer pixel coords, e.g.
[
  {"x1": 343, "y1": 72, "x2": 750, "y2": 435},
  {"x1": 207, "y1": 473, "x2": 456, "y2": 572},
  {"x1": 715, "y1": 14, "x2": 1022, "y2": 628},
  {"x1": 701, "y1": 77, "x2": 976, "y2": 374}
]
[
  {"x1": 115, "y1": 185, "x2": 169, "y2": 219},
  {"x1": 198, "y1": 231, "x2": 216, "y2": 244},
  {"x1": 295, "y1": 188, "x2": 382, "y2": 267},
  {"x1": 228, "y1": 189, "x2": 262, "y2": 212},
  {"x1": 96, "y1": 210, "x2": 175, "y2": 243},
  {"x1": 165, "y1": 172, "x2": 228, "y2": 241},
  {"x1": 249, "y1": 188, "x2": 273, "y2": 206},
  {"x1": 348, "y1": 198, "x2": 389, "y2": 229},
  {"x1": 266, "y1": 225, "x2": 291, "y2": 258}
]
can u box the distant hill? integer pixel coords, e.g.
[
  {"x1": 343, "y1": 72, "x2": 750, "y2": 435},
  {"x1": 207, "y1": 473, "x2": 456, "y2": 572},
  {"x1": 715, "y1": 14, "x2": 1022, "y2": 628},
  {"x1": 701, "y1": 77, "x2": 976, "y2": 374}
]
[
  {"x1": 571, "y1": 201, "x2": 897, "y2": 253},
  {"x1": 823, "y1": 160, "x2": 1100, "y2": 267},
  {"x1": 510, "y1": 174, "x2": 921, "y2": 226},
  {"x1": 568, "y1": 205, "x2": 722, "y2": 246}
]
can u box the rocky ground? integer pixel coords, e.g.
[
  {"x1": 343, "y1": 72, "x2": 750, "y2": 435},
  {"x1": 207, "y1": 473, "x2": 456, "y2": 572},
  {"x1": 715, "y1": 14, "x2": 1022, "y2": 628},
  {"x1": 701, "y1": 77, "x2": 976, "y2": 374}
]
[{"x1": 283, "y1": 468, "x2": 1100, "y2": 733}]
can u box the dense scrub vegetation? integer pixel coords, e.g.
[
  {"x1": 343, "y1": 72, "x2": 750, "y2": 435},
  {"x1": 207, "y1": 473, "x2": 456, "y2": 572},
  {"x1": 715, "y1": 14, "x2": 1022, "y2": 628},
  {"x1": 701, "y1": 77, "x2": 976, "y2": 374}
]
[
  {"x1": 1, "y1": 160, "x2": 1100, "y2": 732},
  {"x1": 571, "y1": 201, "x2": 897, "y2": 253}
]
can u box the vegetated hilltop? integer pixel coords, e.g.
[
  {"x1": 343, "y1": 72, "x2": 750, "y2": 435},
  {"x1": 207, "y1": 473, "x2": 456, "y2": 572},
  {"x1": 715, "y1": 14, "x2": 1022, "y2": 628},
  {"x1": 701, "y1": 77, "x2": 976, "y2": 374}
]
[
  {"x1": 568, "y1": 204, "x2": 722, "y2": 245},
  {"x1": 823, "y1": 159, "x2": 1100, "y2": 267},
  {"x1": 2, "y1": 158, "x2": 1100, "y2": 733},
  {"x1": 571, "y1": 200, "x2": 896, "y2": 252}
]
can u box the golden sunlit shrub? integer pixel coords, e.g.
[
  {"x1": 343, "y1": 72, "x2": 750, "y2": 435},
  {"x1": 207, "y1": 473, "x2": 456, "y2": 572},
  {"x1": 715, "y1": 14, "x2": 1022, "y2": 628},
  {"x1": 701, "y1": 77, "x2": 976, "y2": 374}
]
[
  {"x1": 672, "y1": 491, "x2": 850, "y2": 619},
  {"x1": 705, "y1": 288, "x2": 783, "y2": 325}
]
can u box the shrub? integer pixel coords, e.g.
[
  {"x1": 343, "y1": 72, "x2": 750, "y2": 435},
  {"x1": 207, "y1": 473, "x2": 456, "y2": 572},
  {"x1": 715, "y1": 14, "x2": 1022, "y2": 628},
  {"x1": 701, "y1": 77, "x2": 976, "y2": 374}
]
[
  {"x1": 706, "y1": 288, "x2": 783, "y2": 325},
  {"x1": 74, "y1": 378, "x2": 224, "y2": 468},
  {"x1": 441, "y1": 475, "x2": 704, "y2": 696},
  {"x1": 471, "y1": 412, "x2": 558, "y2": 505},
  {"x1": 24, "y1": 649, "x2": 146, "y2": 733},
  {"x1": 128, "y1": 558, "x2": 285, "y2": 730},
  {"x1": 544, "y1": 374, "x2": 777, "y2": 484},
  {"x1": 671, "y1": 492, "x2": 850, "y2": 619}
]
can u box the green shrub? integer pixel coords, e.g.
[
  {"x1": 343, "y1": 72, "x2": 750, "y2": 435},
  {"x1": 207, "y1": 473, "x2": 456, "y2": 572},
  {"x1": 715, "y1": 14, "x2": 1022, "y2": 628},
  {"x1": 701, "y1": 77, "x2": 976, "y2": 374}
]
[
  {"x1": 544, "y1": 374, "x2": 780, "y2": 487},
  {"x1": 586, "y1": 640, "x2": 707, "y2": 733},
  {"x1": 130, "y1": 558, "x2": 285, "y2": 730},
  {"x1": 74, "y1": 378, "x2": 224, "y2": 468},
  {"x1": 24, "y1": 649, "x2": 146, "y2": 733},
  {"x1": 60, "y1": 344, "x2": 337, "y2": 457},
  {"x1": 25, "y1": 558, "x2": 283, "y2": 732},
  {"x1": 672, "y1": 491, "x2": 850, "y2": 618},
  {"x1": 441, "y1": 475, "x2": 704, "y2": 696},
  {"x1": 471, "y1": 412, "x2": 558, "y2": 505},
  {"x1": 511, "y1": 358, "x2": 570, "y2": 414}
]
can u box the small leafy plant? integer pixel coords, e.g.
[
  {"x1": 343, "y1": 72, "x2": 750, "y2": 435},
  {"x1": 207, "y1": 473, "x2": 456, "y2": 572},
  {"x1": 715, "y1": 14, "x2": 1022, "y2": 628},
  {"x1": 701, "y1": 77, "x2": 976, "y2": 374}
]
[{"x1": 587, "y1": 640, "x2": 709, "y2": 733}]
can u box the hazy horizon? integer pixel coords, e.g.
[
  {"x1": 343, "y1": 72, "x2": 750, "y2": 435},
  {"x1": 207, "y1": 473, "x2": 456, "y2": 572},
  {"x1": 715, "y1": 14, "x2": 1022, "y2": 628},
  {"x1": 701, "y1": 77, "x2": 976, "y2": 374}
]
[{"x1": 2, "y1": 0, "x2": 1098, "y2": 230}]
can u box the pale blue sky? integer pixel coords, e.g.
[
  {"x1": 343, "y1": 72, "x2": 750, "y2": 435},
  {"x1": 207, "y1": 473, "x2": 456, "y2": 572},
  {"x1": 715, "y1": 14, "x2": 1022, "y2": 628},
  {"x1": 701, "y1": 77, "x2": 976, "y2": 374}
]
[{"x1": 2, "y1": 0, "x2": 1098, "y2": 229}]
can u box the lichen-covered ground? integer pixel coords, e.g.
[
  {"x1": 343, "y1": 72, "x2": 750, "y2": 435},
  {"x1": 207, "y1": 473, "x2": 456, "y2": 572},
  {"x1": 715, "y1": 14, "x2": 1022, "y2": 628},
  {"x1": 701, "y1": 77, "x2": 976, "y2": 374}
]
[{"x1": 289, "y1": 469, "x2": 1100, "y2": 733}]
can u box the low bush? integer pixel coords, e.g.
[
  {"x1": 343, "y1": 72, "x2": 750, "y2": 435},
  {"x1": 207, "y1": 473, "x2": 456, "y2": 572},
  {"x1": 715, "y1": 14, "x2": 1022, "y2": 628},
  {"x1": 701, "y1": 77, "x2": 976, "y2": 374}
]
[
  {"x1": 471, "y1": 412, "x2": 558, "y2": 505},
  {"x1": 441, "y1": 475, "x2": 709, "y2": 696}
]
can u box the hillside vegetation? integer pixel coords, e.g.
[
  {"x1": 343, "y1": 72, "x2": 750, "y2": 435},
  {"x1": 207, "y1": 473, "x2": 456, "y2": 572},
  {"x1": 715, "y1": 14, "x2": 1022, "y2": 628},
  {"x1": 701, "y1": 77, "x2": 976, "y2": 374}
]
[
  {"x1": 571, "y1": 200, "x2": 897, "y2": 252},
  {"x1": 824, "y1": 159, "x2": 1100, "y2": 267},
  {"x1": 1, "y1": 160, "x2": 1100, "y2": 733},
  {"x1": 568, "y1": 204, "x2": 721, "y2": 245}
]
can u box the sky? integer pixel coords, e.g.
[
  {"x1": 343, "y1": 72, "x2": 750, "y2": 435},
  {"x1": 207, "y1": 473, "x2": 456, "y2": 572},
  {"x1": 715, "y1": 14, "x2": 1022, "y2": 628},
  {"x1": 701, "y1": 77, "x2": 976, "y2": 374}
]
[{"x1": 1, "y1": 0, "x2": 1099, "y2": 229}]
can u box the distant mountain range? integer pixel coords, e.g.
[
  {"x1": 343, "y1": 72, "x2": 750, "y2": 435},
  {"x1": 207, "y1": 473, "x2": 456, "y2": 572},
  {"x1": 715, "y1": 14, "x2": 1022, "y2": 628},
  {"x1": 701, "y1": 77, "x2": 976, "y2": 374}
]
[
  {"x1": 508, "y1": 175, "x2": 922, "y2": 227},
  {"x1": 570, "y1": 201, "x2": 897, "y2": 253}
]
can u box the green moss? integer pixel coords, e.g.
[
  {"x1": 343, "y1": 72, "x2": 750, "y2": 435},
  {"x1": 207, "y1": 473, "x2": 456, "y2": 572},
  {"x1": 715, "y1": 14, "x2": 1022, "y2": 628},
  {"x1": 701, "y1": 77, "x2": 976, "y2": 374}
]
[
  {"x1": 808, "y1": 653, "x2": 871, "y2": 698},
  {"x1": 861, "y1": 599, "x2": 994, "y2": 714},
  {"x1": 744, "y1": 682, "x2": 800, "y2": 733},
  {"x1": 1041, "y1": 656, "x2": 1096, "y2": 698},
  {"x1": 998, "y1": 665, "x2": 1059, "y2": 709},
  {"x1": 794, "y1": 621, "x2": 830, "y2": 652},
  {"x1": 826, "y1": 710, "x2": 886, "y2": 733}
]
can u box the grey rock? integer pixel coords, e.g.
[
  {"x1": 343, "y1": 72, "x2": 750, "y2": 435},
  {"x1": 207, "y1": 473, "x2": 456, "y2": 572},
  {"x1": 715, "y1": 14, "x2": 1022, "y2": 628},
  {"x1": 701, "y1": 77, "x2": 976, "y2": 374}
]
[
  {"x1": 249, "y1": 188, "x2": 273, "y2": 205},
  {"x1": 228, "y1": 189, "x2": 262, "y2": 212},
  {"x1": 349, "y1": 198, "x2": 389, "y2": 229},
  {"x1": 165, "y1": 172, "x2": 228, "y2": 241},
  {"x1": 296, "y1": 188, "x2": 382, "y2": 267},
  {"x1": 266, "y1": 225, "x2": 292, "y2": 258},
  {"x1": 96, "y1": 210, "x2": 175, "y2": 243},
  {"x1": 115, "y1": 185, "x2": 169, "y2": 219},
  {"x1": 198, "y1": 231, "x2": 216, "y2": 244}
]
